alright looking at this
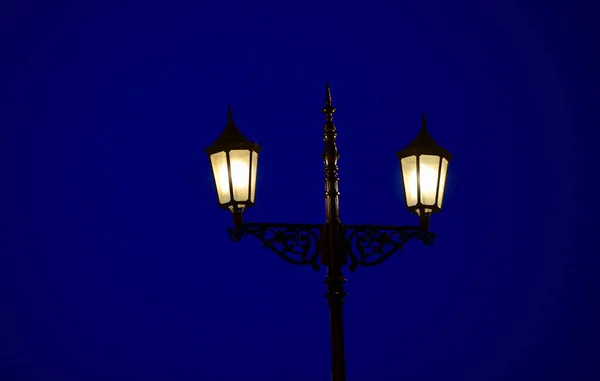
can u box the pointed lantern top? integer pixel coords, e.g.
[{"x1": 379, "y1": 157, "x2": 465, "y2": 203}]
[
  {"x1": 396, "y1": 112, "x2": 452, "y2": 160},
  {"x1": 205, "y1": 105, "x2": 261, "y2": 155}
]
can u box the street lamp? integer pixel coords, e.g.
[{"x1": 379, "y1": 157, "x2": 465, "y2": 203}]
[
  {"x1": 397, "y1": 112, "x2": 453, "y2": 229},
  {"x1": 205, "y1": 85, "x2": 452, "y2": 381},
  {"x1": 205, "y1": 105, "x2": 261, "y2": 226}
]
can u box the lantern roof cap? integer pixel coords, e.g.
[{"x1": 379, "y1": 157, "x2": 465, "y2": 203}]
[
  {"x1": 205, "y1": 105, "x2": 261, "y2": 155},
  {"x1": 396, "y1": 113, "x2": 452, "y2": 160}
]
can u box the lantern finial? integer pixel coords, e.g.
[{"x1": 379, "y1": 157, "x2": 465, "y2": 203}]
[
  {"x1": 205, "y1": 105, "x2": 262, "y2": 156},
  {"x1": 421, "y1": 112, "x2": 427, "y2": 131}
]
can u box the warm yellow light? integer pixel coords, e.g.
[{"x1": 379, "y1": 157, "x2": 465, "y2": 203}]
[
  {"x1": 210, "y1": 151, "x2": 230, "y2": 204},
  {"x1": 210, "y1": 150, "x2": 258, "y2": 207},
  {"x1": 401, "y1": 156, "x2": 418, "y2": 207},
  {"x1": 249, "y1": 151, "x2": 258, "y2": 203},
  {"x1": 418, "y1": 155, "x2": 440, "y2": 206},
  {"x1": 401, "y1": 154, "x2": 446, "y2": 210},
  {"x1": 437, "y1": 158, "x2": 448, "y2": 208},
  {"x1": 228, "y1": 150, "x2": 251, "y2": 202}
]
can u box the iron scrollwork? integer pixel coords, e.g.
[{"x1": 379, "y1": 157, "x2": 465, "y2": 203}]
[
  {"x1": 345, "y1": 225, "x2": 435, "y2": 271},
  {"x1": 227, "y1": 222, "x2": 436, "y2": 272},
  {"x1": 228, "y1": 223, "x2": 322, "y2": 271}
]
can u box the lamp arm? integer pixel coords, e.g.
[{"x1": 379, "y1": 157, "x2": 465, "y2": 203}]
[
  {"x1": 344, "y1": 224, "x2": 435, "y2": 271},
  {"x1": 227, "y1": 222, "x2": 323, "y2": 271},
  {"x1": 227, "y1": 222, "x2": 436, "y2": 272}
]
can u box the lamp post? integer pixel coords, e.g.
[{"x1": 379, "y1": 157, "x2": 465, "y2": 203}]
[{"x1": 205, "y1": 85, "x2": 452, "y2": 381}]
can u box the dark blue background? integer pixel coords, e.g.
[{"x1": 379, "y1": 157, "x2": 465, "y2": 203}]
[{"x1": 1, "y1": 0, "x2": 598, "y2": 380}]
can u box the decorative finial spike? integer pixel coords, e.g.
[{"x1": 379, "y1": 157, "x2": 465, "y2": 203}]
[
  {"x1": 325, "y1": 83, "x2": 332, "y2": 107},
  {"x1": 322, "y1": 83, "x2": 336, "y2": 118},
  {"x1": 227, "y1": 104, "x2": 233, "y2": 120},
  {"x1": 421, "y1": 112, "x2": 427, "y2": 131}
]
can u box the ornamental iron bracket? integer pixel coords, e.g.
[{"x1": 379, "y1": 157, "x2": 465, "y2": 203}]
[
  {"x1": 227, "y1": 222, "x2": 435, "y2": 272},
  {"x1": 228, "y1": 223, "x2": 323, "y2": 271},
  {"x1": 344, "y1": 225, "x2": 435, "y2": 271}
]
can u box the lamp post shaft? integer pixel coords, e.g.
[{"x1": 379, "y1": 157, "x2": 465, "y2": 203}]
[{"x1": 322, "y1": 84, "x2": 347, "y2": 381}]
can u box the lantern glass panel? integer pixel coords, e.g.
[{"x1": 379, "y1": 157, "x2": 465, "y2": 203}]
[
  {"x1": 209, "y1": 151, "x2": 230, "y2": 204},
  {"x1": 419, "y1": 154, "x2": 441, "y2": 206},
  {"x1": 437, "y1": 158, "x2": 449, "y2": 208},
  {"x1": 229, "y1": 149, "x2": 252, "y2": 202},
  {"x1": 250, "y1": 151, "x2": 258, "y2": 203},
  {"x1": 401, "y1": 155, "x2": 418, "y2": 207}
]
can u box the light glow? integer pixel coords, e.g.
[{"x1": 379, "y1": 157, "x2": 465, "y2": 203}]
[
  {"x1": 210, "y1": 149, "x2": 258, "y2": 206},
  {"x1": 401, "y1": 154, "x2": 446, "y2": 209}
]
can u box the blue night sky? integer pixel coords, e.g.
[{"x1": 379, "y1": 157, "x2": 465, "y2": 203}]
[{"x1": 1, "y1": 0, "x2": 598, "y2": 380}]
